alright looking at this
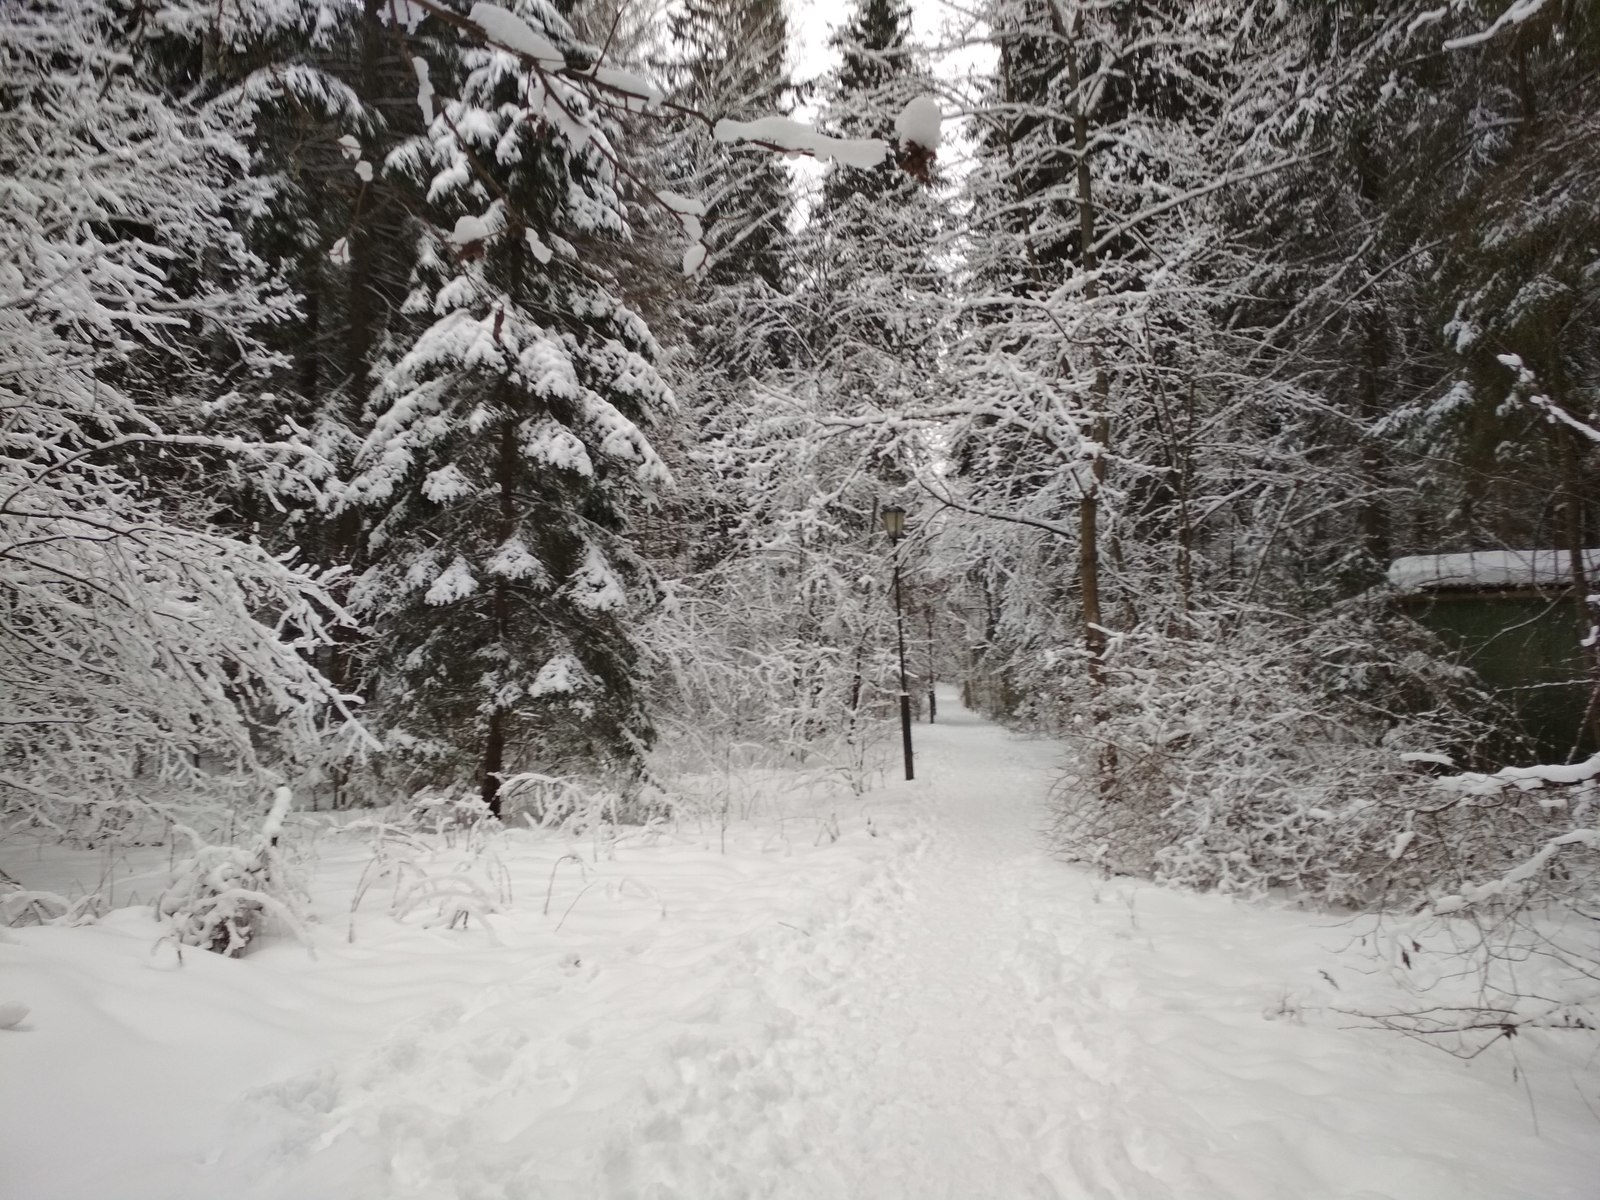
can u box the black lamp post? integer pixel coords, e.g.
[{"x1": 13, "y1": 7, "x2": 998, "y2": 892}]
[{"x1": 880, "y1": 505, "x2": 914, "y2": 781}]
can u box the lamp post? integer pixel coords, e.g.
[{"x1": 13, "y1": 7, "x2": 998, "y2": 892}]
[{"x1": 880, "y1": 505, "x2": 914, "y2": 781}]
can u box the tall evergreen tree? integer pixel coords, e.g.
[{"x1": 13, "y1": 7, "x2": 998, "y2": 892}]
[
  {"x1": 133, "y1": 0, "x2": 431, "y2": 701},
  {"x1": 803, "y1": 0, "x2": 945, "y2": 390},
  {"x1": 346, "y1": 0, "x2": 672, "y2": 814}
]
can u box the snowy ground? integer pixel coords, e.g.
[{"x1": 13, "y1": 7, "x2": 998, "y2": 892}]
[{"x1": 3, "y1": 694, "x2": 1598, "y2": 1199}]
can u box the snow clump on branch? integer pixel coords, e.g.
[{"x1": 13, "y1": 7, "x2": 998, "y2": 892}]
[
  {"x1": 713, "y1": 95, "x2": 944, "y2": 184},
  {"x1": 894, "y1": 96, "x2": 942, "y2": 151}
]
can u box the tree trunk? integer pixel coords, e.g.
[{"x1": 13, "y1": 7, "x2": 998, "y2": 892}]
[
  {"x1": 1061, "y1": 9, "x2": 1115, "y2": 791},
  {"x1": 1356, "y1": 309, "x2": 1391, "y2": 573},
  {"x1": 346, "y1": 0, "x2": 385, "y2": 389},
  {"x1": 481, "y1": 708, "x2": 507, "y2": 817},
  {"x1": 1063, "y1": 11, "x2": 1108, "y2": 683}
]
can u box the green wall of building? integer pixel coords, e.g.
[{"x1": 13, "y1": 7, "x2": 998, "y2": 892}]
[{"x1": 1405, "y1": 592, "x2": 1596, "y2": 765}]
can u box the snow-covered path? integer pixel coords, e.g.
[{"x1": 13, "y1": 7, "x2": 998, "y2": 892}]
[
  {"x1": 6, "y1": 694, "x2": 1599, "y2": 1199},
  {"x1": 606, "y1": 701, "x2": 1148, "y2": 1197},
  {"x1": 605, "y1": 700, "x2": 1088, "y2": 1197}
]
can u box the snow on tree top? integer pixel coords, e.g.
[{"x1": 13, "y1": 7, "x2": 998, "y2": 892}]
[
  {"x1": 894, "y1": 96, "x2": 942, "y2": 151},
  {"x1": 1387, "y1": 548, "x2": 1600, "y2": 593}
]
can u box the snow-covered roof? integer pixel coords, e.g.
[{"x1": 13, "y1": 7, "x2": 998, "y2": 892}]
[{"x1": 1388, "y1": 548, "x2": 1600, "y2": 594}]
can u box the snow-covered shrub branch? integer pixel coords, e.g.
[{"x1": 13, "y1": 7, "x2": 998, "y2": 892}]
[
  {"x1": 1, "y1": 0, "x2": 366, "y2": 844},
  {"x1": 1351, "y1": 752, "x2": 1599, "y2": 1049},
  {"x1": 156, "y1": 788, "x2": 312, "y2": 956},
  {"x1": 1045, "y1": 607, "x2": 1497, "y2": 905}
]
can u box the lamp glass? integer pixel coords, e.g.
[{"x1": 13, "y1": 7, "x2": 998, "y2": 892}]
[{"x1": 880, "y1": 505, "x2": 906, "y2": 539}]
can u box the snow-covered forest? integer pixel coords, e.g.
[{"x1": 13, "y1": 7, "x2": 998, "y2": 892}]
[{"x1": 3, "y1": 0, "x2": 1598, "y2": 1195}]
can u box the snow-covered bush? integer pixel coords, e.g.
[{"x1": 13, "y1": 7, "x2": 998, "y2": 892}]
[
  {"x1": 407, "y1": 791, "x2": 497, "y2": 839},
  {"x1": 1356, "y1": 755, "x2": 1600, "y2": 1048},
  {"x1": 491, "y1": 773, "x2": 654, "y2": 829},
  {"x1": 0, "y1": 869, "x2": 102, "y2": 929},
  {"x1": 346, "y1": 797, "x2": 511, "y2": 939},
  {"x1": 157, "y1": 790, "x2": 310, "y2": 957},
  {"x1": 1050, "y1": 609, "x2": 1499, "y2": 906},
  {"x1": 157, "y1": 836, "x2": 304, "y2": 957}
]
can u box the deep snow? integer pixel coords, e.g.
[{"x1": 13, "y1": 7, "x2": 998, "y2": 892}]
[{"x1": 3, "y1": 695, "x2": 1598, "y2": 1199}]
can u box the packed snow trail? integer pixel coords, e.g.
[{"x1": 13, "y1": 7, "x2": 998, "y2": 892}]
[{"x1": 601, "y1": 700, "x2": 1128, "y2": 1198}]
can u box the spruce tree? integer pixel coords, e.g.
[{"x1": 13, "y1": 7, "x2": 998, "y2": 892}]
[
  {"x1": 347, "y1": 0, "x2": 672, "y2": 814},
  {"x1": 805, "y1": 0, "x2": 945, "y2": 390},
  {"x1": 133, "y1": 0, "x2": 427, "y2": 698}
]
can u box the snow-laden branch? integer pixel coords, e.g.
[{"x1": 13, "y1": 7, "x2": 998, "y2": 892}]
[
  {"x1": 1497, "y1": 354, "x2": 1600, "y2": 444},
  {"x1": 1437, "y1": 752, "x2": 1600, "y2": 799},
  {"x1": 1089, "y1": 154, "x2": 1325, "y2": 259},
  {"x1": 1422, "y1": 751, "x2": 1599, "y2": 917},
  {"x1": 712, "y1": 117, "x2": 887, "y2": 170},
  {"x1": 406, "y1": 2, "x2": 939, "y2": 215},
  {"x1": 916, "y1": 476, "x2": 1080, "y2": 542},
  {"x1": 1441, "y1": 0, "x2": 1551, "y2": 51},
  {"x1": 1528, "y1": 396, "x2": 1600, "y2": 444}
]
